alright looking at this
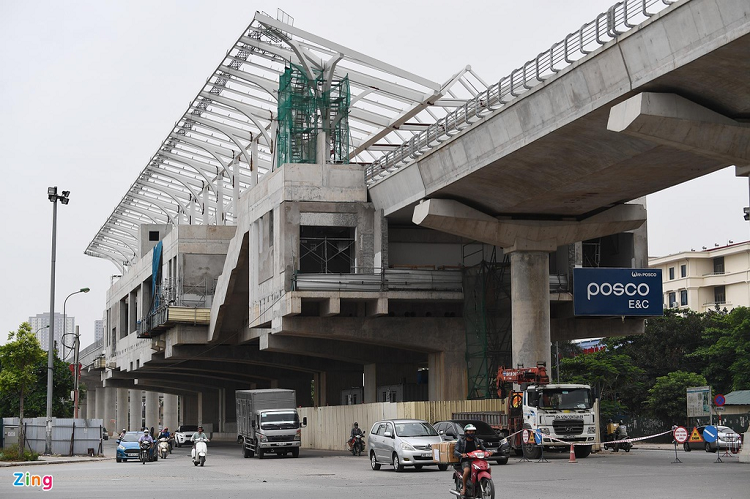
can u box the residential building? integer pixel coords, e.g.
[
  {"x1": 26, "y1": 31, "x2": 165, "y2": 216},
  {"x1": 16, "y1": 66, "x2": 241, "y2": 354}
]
[
  {"x1": 648, "y1": 241, "x2": 750, "y2": 312},
  {"x1": 28, "y1": 312, "x2": 75, "y2": 353},
  {"x1": 94, "y1": 319, "x2": 104, "y2": 342}
]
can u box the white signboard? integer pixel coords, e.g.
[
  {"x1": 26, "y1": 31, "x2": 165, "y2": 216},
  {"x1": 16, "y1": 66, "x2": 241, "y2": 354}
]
[{"x1": 686, "y1": 386, "x2": 711, "y2": 418}]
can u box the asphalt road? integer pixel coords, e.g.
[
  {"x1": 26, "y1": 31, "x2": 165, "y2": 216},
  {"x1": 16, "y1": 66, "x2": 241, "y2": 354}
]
[{"x1": 3, "y1": 440, "x2": 748, "y2": 498}]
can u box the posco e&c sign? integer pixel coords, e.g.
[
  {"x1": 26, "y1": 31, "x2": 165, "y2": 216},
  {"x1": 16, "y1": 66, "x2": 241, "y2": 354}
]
[{"x1": 573, "y1": 268, "x2": 663, "y2": 316}]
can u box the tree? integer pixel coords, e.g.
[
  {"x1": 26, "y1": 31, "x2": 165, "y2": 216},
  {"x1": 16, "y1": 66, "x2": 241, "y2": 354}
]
[
  {"x1": 645, "y1": 371, "x2": 708, "y2": 425},
  {"x1": 0, "y1": 323, "x2": 46, "y2": 451},
  {"x1": 560, "y1": 350, "x2": 645, "y2": 421},
  {"x1": 690, "y1": 307, "x2": 750, "y2": 393}
]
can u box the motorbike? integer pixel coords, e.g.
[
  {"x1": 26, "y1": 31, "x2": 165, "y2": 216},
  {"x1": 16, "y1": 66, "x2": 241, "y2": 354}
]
[
  {"x1": 192, "y1": 436, "x2": 209, "y2": 467},
  {"x1": 140, "y1": 440, "x2": 152, "y2": 465},
  {"x1": 603, "y1": 421, "x2": 632, "y2": 452},
  {"x1": 349, "y1": 434, "x2": 365, "y2": 456},
  {"x1": 449, "y1": 449, "x2": 495, "y2": 499},
  {"x1": 158, "y1": 437, "x2": 170, "y2": 459}
]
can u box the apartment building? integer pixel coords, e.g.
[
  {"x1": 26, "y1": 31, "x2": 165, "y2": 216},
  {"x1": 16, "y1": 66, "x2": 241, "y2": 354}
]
[{"x1": 649, "y1": 241, "x2": 750, "y2": 312}]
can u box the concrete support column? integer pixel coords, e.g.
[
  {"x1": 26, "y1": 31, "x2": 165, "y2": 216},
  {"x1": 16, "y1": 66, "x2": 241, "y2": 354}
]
[
  {"x1": 115, "y1": 388, "x2": 129, "y2": 435},
  {"x1": 95, "y1": 388, "x2": 105, "y2": 421},
  {"x1": 163, "y1": 394, "x2": 178, "y2": 432},
  {"x1": 86, "y1": 389, "x2": 96, "y2": 420},
  {"x1": 364, "y1": 364, "x2": 377, "y2": 403},
  {"x1": 144, "y1": 391, "x2": 159, "y2": 433},
  {"x1": 428, "y1": 350, "x2": 467, "y2": 401},
  {"x1": 510, "y1": 251, "x2": 551, "y2": 370},
  {"x1": 314, "y1": 372, "x2": 327, "y2": 407},
  {"x1": 129, "y1": 389, "x2": 142, "y2": 430},
  {"x1": 102, "y1": 387, "x2": 116, "y2": 435},
  {"x1": 183, "y1": 394, "x2": 199, "y2": 425}
]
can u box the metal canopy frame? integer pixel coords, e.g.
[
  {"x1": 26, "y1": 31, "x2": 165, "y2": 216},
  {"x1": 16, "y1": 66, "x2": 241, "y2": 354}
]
[{"x1": 86, "y1": 9, "x2": 488, "y2": 268}]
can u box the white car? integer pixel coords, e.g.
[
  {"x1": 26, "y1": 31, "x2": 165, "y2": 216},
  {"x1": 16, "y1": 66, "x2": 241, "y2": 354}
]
[{"x1": 174, "y1": 425, "x2": 199, "y2": 447}]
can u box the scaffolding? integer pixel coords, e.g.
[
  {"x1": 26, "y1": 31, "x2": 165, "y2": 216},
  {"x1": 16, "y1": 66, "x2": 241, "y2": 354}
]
[
  {"x1": 276, "y1": 64, "x2": 350, "y2": 166},
  {"x1": 462, "y1": 246, "x2": 512, "y2": 399}
]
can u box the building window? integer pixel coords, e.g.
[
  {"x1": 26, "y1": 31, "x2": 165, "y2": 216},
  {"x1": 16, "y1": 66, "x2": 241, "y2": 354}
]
[
  {"x1": 149, "y1": 230, "x2": 159, "y2": 241},
  {"x1": 680, "y1": 264, "x2": 686, "y2": 278},
  {"x1": 714, "y1": 286, "x2": 726, "y2": 304},
  {"x1": 669, "y1": 267, "x2": 675, "y2": 280},
  {"x1": 680, "y1": 290, "x2": 688, "y2": 306},
  {"x1": 668, "y1": 292, "x2": 676, "y2": 308},
  {"x1": 713, "y1": 257, "x2": 724, "y2": 274}
]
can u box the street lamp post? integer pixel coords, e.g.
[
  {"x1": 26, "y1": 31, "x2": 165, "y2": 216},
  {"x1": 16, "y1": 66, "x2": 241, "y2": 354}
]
[
  {"x1": 46, "y1": 186, "x2": 69, "y2": 455},
  {"x1": 62, "y1": 287, "x2": 90, "y2": 361}
]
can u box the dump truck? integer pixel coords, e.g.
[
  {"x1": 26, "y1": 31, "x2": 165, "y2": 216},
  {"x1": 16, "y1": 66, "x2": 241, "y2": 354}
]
[
  {"x1": 236, "y1": 389, "x2": 307, "y2": 459},
  {"x1": 496, "y1": 364, "x2": 596, "y2": 459}
]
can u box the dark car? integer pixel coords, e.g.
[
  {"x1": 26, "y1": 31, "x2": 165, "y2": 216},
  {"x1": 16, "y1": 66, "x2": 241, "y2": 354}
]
[
  {"x1": 433, "y1": 420, "x2": 510, "y2": 465},
  {"x1": 683, "y1": 425, "x2": 742, "y2": 453}
]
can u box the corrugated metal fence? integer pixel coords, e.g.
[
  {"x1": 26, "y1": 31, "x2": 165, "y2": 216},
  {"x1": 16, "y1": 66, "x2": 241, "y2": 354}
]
[
  {"x1": 298, "y1": 399, "x2": 506, "y2": 450},
  {"x1": 3, "y1": 417, "x2": 104, "y2": 456}
]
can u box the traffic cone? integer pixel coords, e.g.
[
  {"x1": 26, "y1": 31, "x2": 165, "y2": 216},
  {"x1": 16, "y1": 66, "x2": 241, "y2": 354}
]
[{"x1": 568, "y1": 444, "x2": 577, "y2": 463}]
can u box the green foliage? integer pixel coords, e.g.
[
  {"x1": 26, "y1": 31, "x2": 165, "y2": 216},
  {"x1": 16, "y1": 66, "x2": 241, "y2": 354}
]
[
  {"x1": 560, "y1": 350, "x2": 645, "y2": 418},
  {"x1": 645, "y1": 371, "x2": 707, "y2": 425},
  {"x1": 690, "y1": 306, "x2": 750, "y2": 392},
  {"x1": 0, "y1": 323, "x2": 74, "y2": 419},
  {"x1": 0, "y1": 444, "x2": 39, "y2": 461}
]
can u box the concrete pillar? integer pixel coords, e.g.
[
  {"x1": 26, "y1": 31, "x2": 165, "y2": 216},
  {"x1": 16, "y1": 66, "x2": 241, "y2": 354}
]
[
  {"x1": 116, "y1": 388, "x2": 129, "y2": 435},
  {"x1": 95, "y1": 388, "x2": 105, "y2": 421},
  {"x1": 428, "y1": 351, "x2": 467, "y2": 401},
  {"x1": 314, "y1": 372, "x2": 327, "y2": 407},
  {"x1": 144, "y1": 391, "x2": 159, "y2": 433},
  {"x1": 197, "y1": 392, "x2": 203, "y2": 425},
  {"x1": 163, "y1": 394, "x2": 178, "y2": 432},
  {"x1": 102, "y1": 387, "x2": 116, "y2": 435},
  {"x1": 86, "y1": 389, "x2": 96, "y2": 420},
  {"x1": 364, "y1": 364, "x2": 377, "y2": 403},
  {"x1": 510, "y1": 251, "x2": 552, "y2": 370},
  {"x1": 183, "y1": 394, "x2": 199, "y2": 424},
  {"x1": 129, "y1": 389, "x2": 142, "y2": 430}
]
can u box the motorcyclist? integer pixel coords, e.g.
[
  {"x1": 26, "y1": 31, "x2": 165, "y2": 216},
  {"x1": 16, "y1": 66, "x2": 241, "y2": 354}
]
[
  {"x1": 119, "y1": 428, "x2": 127, "y2": 440},
  {"x1": 158, "y1": 427, "x2": 173, "y2": 452},
  {"x1": 454, "y1": 424, "x2": 491, "y2": 497},
  {"x1": 191, "y1": 425, "x2": 210, "y2": 448},
  {"x1": 138, "y1": 429, "x2": 154, "y2": 459},
  {"x1": 349, "y1": 422, "x2": 363, "y2": 451}
]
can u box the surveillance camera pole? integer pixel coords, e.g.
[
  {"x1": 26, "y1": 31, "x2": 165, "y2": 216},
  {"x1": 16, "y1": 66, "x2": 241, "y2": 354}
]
[{"x1": 46, "y1": 186, "x2": 69, "y2": 455}]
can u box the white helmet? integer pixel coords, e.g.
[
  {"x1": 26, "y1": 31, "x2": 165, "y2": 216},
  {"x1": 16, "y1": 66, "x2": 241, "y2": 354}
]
[{"x1": 464, "y1": 424, "x2": 477, "y2": 432}]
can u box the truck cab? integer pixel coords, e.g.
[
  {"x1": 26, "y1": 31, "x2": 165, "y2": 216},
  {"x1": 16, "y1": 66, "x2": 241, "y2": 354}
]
[{"x1": 522, "y1": 384, "x2": 596, "y2": 458}]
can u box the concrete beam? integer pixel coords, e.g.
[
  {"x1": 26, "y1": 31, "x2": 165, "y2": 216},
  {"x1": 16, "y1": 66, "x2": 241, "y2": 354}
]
[
  {"x1": 276, "y1": 316, "x2": 463, "y2": 352},
  {"x1": 413, "y1": 199, "x2": 646, "y2": 252},
  {"x1": 259, "y1": 333, "x2": 426, "y2": 365},
  {"x1": 163, "y1": 344, "x2": 362, "y2": 373},
  {"x1": 608, "y1": 92, "x2": 750, "y2": 167}
]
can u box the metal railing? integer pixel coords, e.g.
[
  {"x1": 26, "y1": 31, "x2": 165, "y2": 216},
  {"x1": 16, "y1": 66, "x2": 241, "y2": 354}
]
[
  {"x1": 292, "y1": 268, "x2": 570, "y2": 293},
  {"x1": 364, "y1": 0, "x2": 677, "y2": 185}
]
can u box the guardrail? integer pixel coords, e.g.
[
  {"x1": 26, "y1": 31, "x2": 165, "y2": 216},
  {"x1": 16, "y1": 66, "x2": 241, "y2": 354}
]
[
  {"x1": 292, "y1": 269, "x2": 570, "y2": 293},
  {"x1": 365, "y1": 0, "x2": 677, "y2": 185}
]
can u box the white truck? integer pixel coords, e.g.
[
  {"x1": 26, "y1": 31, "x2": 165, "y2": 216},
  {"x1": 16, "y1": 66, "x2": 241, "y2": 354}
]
[
  {"x1": 236, "y1": 389, "x2": 307, "y2": 459},
  {"x1": 497, "y1": 366, "x2": 597, "y2": 459}
]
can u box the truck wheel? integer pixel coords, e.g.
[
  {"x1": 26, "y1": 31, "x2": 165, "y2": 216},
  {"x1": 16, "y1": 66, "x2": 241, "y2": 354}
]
[
  {"x1": 257, "y1": 448, "x2": 265, "y2": 459},
  {"x1": 291, "y1": 448, "x2": 299, "y2": 458},
  {"x1": 574, "y1": 445, "x2": 592, "y2": 458},
  {"x1": 243, "y1": 445, "x2": 251, "y2": 458}
]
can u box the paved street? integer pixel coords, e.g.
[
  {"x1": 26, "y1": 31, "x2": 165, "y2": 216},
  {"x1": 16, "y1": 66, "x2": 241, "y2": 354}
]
[{"x1": 2, "y1": 440, "x2": 748, "y2": 498}]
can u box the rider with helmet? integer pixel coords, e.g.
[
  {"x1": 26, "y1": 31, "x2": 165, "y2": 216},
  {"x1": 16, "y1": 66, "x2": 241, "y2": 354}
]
[
  {"x1": 350, "y1": 422, "x2": 363, "y2": 439},
  {"x1": 454, "y1": 424, "x2": 491, "y2": 497}
]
